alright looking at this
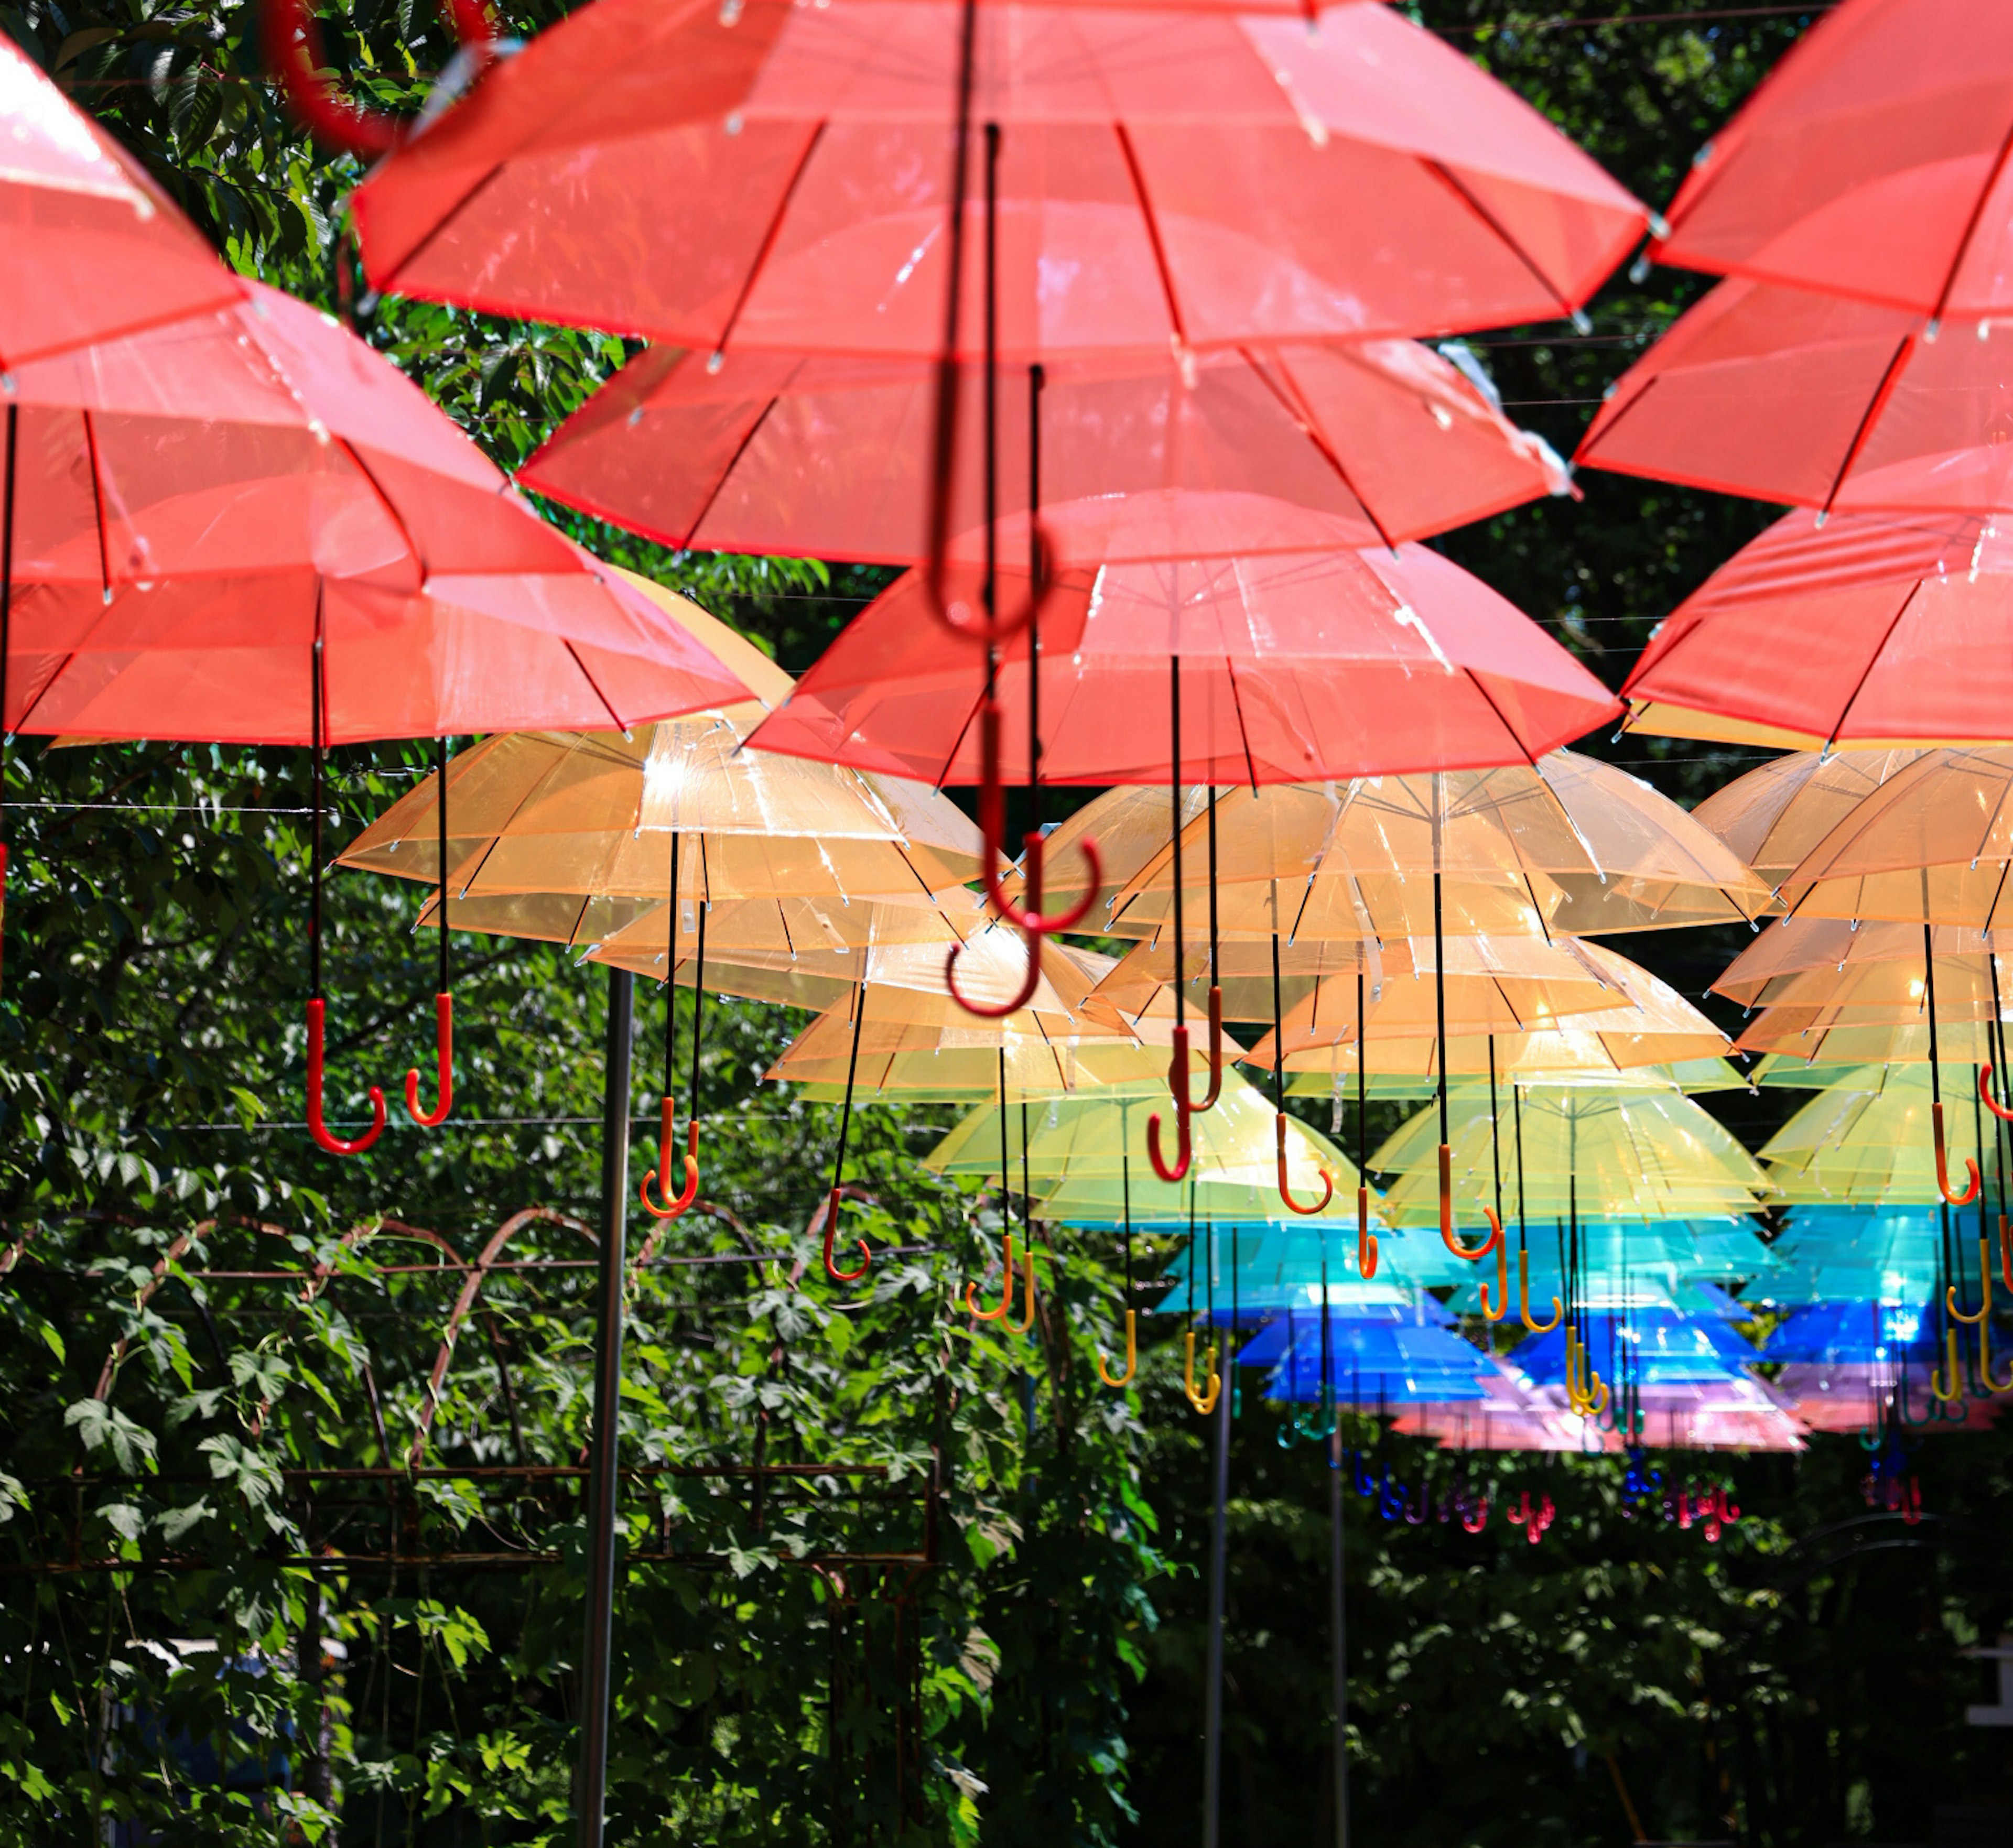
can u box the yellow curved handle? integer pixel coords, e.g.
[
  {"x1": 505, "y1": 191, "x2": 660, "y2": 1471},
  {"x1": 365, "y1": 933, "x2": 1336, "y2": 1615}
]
[
  {"x1": 1518, "y1": 1248, "x2": 1562, "y2": 1334},
  {"x1": 1478, "y1": 1234, "x2": 1508, "y2": 1323},
  {"x1": 1934, "y1": 1102, "x2": 1982, "y2": 1208},
  {"x1": 1929, "y1": 1324, "x2": 1964, "y2": 1402},
  {"x1": 965, "y1": 1231, "x2": 1015, "y2": 1322},
  {"x1": 1183, "y1": 1329, "x2": 1221, "y2": 1416},
  {"x1": 1096, "y1": 1308, "x2": 1138, "y2": 1388},
  {"x1": 1357, "y1": 1186, "x2": 1379, "y2": 1280},
  {"x1": 1948, "y1": 1235, "x2": 1992, "y2": 1325},
  {"x1": 1005, "y1": 1236, "x2": 1038, "y2": 1336}
]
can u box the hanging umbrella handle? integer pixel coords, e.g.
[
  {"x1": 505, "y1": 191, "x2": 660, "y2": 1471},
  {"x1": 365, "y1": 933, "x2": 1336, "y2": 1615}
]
[
  {"x1": 306, "y1": 998, "x2": 385, "y2": 1157},
  {"x1": 403, "y1": 992, "x2": 454, "y2": 1128},
  {"x1": 1146, "y1": 1039, "x2": 1194, "y2": 1183},
  {"x1": 1982, "y1": 1321, "x2": 2013, "y2": 1395},
  {"x1": 965, "y1": 1230, "x2": 1015, "y2": 1321},
  {"x1": 1182, "y1": 1329, "x2": 1221, "y2": 1416},
  {"x1": 1437, "y1": 1146, "x2": 1502, "y2": 1259},
  {"x1": 1460, "y1": 1496, "x2": 1489, "y2": 1534},
  {"x1": 1518, "y1": 1247, "x2": 1563, "y2": 1334},
  {"x1": 1184, "y1": 987, "x2": 1225, "y2": 1113},
  {"x1": 264, "y1": 0, "x2": 497, "y2": 159},
  {"x1": 1274, "y1": 1113, "x2": 1334, "y2": 1215},
  {"x1": 822, "y1": 1190, "x2": 871, "y2": 1284},
  {"x1": 1929, "y1": 1324, "x2": 1964, "y2": 1402},
  {"x1": 1096, "y1": 1309, "x2": 1138, "y2": 1388},
  {"x1": 639, "y1": 1100, "x2": 700, "y2": 1220},
  {"x1": 1005, "y1": 1239, "x2": 1037, "y2": 1336},
  {"x1": 1983, "y1": 1063, "x2": 2013, "y2": 1124},
  {"x1": 1353, "y1": 1186, "x2": 1380, "y2": 1280},
  {"x1": 1932, "y1": 1102, "x2": 1980, "y2": 1206},
  {"x1": 944, "y1": 926, "x2": 1043, "y2": 1020},
  {"x1": 1478, "y1": 1235, "x2": 1508, "y2": 1322},
  {"x1": 968, "y1": 702, "x2": 1101, "y2": 937},
  {"x1": 1947, "y1": 1236, "x2": 1992, "y2": 1325}
]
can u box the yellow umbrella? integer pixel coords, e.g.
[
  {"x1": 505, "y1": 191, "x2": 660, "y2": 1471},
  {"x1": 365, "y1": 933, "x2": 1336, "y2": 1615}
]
[
  {"x1": 1689, "y1": 746, "x2": 1932, "y2": 894},
  {"x1": 1758, "y1": 1067, "x2": 1988, "y2": 1205}
]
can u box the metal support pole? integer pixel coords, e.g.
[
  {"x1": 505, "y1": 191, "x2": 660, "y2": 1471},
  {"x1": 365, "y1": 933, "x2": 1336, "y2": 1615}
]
[
  {"x1": 1328, "y1": 1427, "x2": 1350, "y2": 1848},
  {"x1": 576, "y1": 967, "x2": 635, "y2": 1848},
  {"x1": 1202, "y1": 1366, "x2": 1231, "y2": 1848}
]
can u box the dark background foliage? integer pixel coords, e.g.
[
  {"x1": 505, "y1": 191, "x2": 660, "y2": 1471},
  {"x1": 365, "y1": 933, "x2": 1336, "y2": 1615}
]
[{"x1": 4, "y1": 0, "x2": 2012, "y2": 1843}]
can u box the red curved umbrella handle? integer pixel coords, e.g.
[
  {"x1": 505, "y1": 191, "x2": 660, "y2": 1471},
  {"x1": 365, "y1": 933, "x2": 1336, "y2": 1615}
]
[
  {"x1": 965, "y1": 1230, "x2": 1015, "y2": 1321},
  {"x1": 1933, "y1": 1102, "x2": 1980, "y2": 1206},
  {"x1": 823, "y1": 1190, "x2": 871, "y2": 1284},
  {"x1": 1983, "y1": 1062, "x2": 2013, "y2": 1125},
  {"x1": 924, "y1": 520, "x2": 1049, "y2": 648},
  {"x1": 1460, "y1": 1496, "x2": 1489, "y2": 1534},
  {"x1": 1357, "y1": 1186, "x2": 1379, "y2": 1280},
  {"x1": 640, "y1": 1099, "x2": 700, "y2": 1221},
  {"x1": 945, "y1": 923, "x2": 1043, "y2": 1021},
  {"x1": 1438, "y1": 1146, "x2": 1502, "y2": 1260},
  {"x1": 1148, "y1": 1029, "x2": 1194, "y2": 1183},
  {"x1": 306, "y1": 998, "x2": 385, "y2": 1156},
  {"x1": 1478, "y1": 1233, "x2": 1508, "y2": 1322},
  {"x1": 968, "y1": 704, "x2": 1101, "y2": 936},
  {"x1": 264, "y1": 0, "x2": 496, "y2": 159},
  {"x1": 1275, "y1": 1113, "x2": 1334, "y2": 1215},
  {"x1": 403, "y1": 992, "x2": 453, "y2": 1127}
]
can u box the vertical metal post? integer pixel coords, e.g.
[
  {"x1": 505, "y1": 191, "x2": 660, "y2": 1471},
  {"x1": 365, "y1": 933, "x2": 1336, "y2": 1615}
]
[
  {"x1": 1202, "y1": 1368, "x2": 1230, "y2": 1848},
  {"x1": 576, "y1": 966, "x2": 635, "y2": 1848},
  {"x1": 1328, "y1": 1428, "x2": 1350, "y2": 1848}
]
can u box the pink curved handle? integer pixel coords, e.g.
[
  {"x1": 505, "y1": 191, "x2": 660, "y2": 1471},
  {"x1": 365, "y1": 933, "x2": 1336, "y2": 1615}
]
[
  {"x1": 1276, "y1": 1114, "x2": 1334, "y2": 1216},
  {"x1": 640, "y1": 1099, "x2": 700, "y2": 1221},
  {"x1": 1148, "y1": 1026, "x2": 1194, "y2": 1182},
  {"x1": 823, "y1": 1190, "x2": 871, "y2": 1284},
  {"x1": 306, "y1": 998, "x2": 385, "y2": 1157},
  {"x1": 1984, "y1": 1062, "x2": 2013, "y2": 1125},
  {"x1": 1357, "y1": 1186, "x2": 1379, "y2": 1279},
  {"x1": 1934, "y1": 1101, "x2": 1981, "y2": 1206},
  {"x1": 404, "y1": 992, "x2": 453, "y2": 1127},
  {"x1": 1460, "y1": 1496, "x2": 1489, "y2": 1534},
  {"x1": 263, "y1": 0, "x2": 495, "y2": 158}
]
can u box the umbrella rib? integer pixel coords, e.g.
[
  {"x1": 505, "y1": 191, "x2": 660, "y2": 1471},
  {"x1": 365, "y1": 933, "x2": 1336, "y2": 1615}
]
[
  {"x1": 1112, "y1": 124, "x2": 1191, "y2": 350},
  {"x1": 678, "y1": 384, "x2": 789, "y2": 547},
  {"x1": 376, "y1": 159, "x2": 512, "y2": 298},
  {"x1": 709, "y1": 121, "x2": 830, "y2": 362},
  {"x1": 1819, "y1": 582, "x2": 1923, "y2": 757},
  {"x1": 336, "y1": 436, "x2": 429, "y2": 596},
  {"x1": 1927, "y1": 114, "x2": 2013, "y2": 325},
  {"x1": 561, "y1": 638, "x2": 626, "y2": 731},
  {"x1": 1575, "y1": 371, "x2": 1660, "y2": 465},
  {"x1": 1221, "y1": 654, "x2": 1261, "y2": 793},
  {"x1": 81, "y1": 410, "x2": 112, "y2": 601},
  {"x1": 1422, "y1": 159, "x2": 1576, "y2": 323},
  {"x1": 1819, "y1": 336, "x2": 1915, "y2": 517},
  {"x1": 1241, "y1": 347, "x2": 1397, "y2": 551}
]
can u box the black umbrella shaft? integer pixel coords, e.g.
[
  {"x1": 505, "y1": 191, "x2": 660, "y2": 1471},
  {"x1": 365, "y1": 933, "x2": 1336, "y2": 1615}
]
[
  {"x1": 436, "y1": 735, "x2": 450, "y2": 994},
  {"x1": 1201, "y1": 1361, "x2": 1231, "y2": 1848},
  {"x1": 1434, "y1": 870, "x2": 1448, "y2": 1143},
  {"x1": 1328, "y1": 1426, "x2": 1350, "y2": 1848},
  {"x1": 576, "y1": 966, "x2": 634, "y2": 1848},
  {"x1": 1171, "y1": 657, "x2": 1184, "y2": 1028},
  {"x1": 1, "y1": 405, "x2": 15, "y2": 823}
]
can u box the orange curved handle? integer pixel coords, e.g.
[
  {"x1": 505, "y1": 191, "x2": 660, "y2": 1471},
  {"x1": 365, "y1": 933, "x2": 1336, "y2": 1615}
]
[
  {"x1": 1438, "y1": 1146, "x2": 1502, "y2": 1260},
  {"x1": 1933, "y1": 1101, "x2": 1982, "y2": 1206},
  {"x1": 1096, "y1": 1308, "x2": 1138, "y2": 1388},
  {"x1": 1518, "y1": 1248, "x2": 1563, "y2": 1334},
  {"x1": 403, "y1": 992, "x2": 453, "y2": 1128},
  {"x1": 1947, "y1": 1235, "x2": 1991, "y2": 1325},
  {"x1": 1478, "y1": 1234, "x2": 1508, "y2": 1322},
  {"x1": 965, "y1": 1231, "x2": 1015, "y2": 1321},
  {"x1": 822, "y1": 1190, "x2": 871, "y2": 1284},
  {"x1": 1276, "y1": 1114, "x2": 1335, "y2": 1215},
  {"x1": 639, "y1": 1100, "x2": 700, "y2": 1221},
  {"x1": 1983, "y1": 1063, "x2": 2013, "y2": 1125},
  {"x1": 1187, "y1": 986, "x2": 1225, "y2": 1114},
  {"x1": 306, "y1": 998, "x2": 385, "y2": 1157},
  {"x1": 1005, "y1": 1239, "x2": 1037, "y2": 1336},
  {"x1": 945, "y1": 924, "x2": 1043, "y2": 1021},
  {"x1": 1357, "y1": 1186, "x2": 1379, "y2": 1280},
  {"x1": 263, "y1": 0, "x2": 495, "y2": 159}
]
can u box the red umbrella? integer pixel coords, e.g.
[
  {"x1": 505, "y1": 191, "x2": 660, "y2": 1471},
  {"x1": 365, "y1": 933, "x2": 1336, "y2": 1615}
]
[
  {"x1": 517, "y1": 336, "x2": 1571, "y2": 566},
  {"x1": 345, "y1": 0, "x2": 1644, "y2": 354},
  {"x1": 1575, "y1": 277, "x2": 2013, "y2": 517},
  {"x1": 1651, "y1": 0, "x2": 2013, "y2": 325},
  {"x1": 747, "y1": 538, "x2": 1620, "y2": 1181},
  {"x1": 1620, "y1": 508, "x2": 2013, "y2": 753},
  {"x1": 0, "y1": 280, "x2": 750, "y2": 1151},
  {"x1": 0, "y1": 39, "x2": 244, "y2": 362}
]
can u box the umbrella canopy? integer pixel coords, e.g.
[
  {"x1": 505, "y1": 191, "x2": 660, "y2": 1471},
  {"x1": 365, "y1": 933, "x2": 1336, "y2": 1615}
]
[
  {"x1": 1712, "y1": 920, "x2": 2013, "y2": 1009},
  {"x1": 1510, "y1": 1309, "x2": 1760, "y2": 1386},
  {"x1": 350, "y1": 0, "x2": 1644, "y2": 354},
  {"x1": 1089, "y1": 929, "x2": 1622, "y2": 1031},
  {"x1": 1368, "y1": 1084, "x2": 1771, "y2": 1227},
  {"x1": 1651, "y1": 0, "x2": 2013, "y2": 321},
  {"x1": 1773, "y1": 745, "x2": 2013, "y2": 926},
  {"x1": 766, "y1": 1001, "x2": 1198, "y2": 1100},
  {"x1": 1078, "y1": 754, "x2": 1766, "y2": 938},
  {"x1": 1576, "y1": 277, "x2": 2013, "y2": 518},
  {"x1": 4, "y1": 282, "x2": 750, "y2": 742},
  {"x1": 1620, "y1": 510, "x2": 2013, "y2": 753},
  {"x1": 517, "y1": 338, "x2": 1573, "y2": 568},
  {"x1": 745, "y1": 547, "x2": 1621, "y2": 789},
  {"x1": 0, "y1": 38, "x2": 245, "y2": 364},
  {"x1": 1691, "y1": 747, "x2": 1931, "y2": 891},
  {"x1": 1252, "y1": 941, "x2": 1736, "y2": 1085},
  {"x1": 1758, "y1": 1067, "x2": 1988, "y2": 1203}
]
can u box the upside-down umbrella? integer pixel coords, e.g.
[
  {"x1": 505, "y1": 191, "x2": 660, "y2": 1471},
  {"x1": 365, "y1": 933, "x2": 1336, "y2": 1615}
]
[
  {"x1": 345, "y1": 0, "x2": 1644, "y2": 354},
  {"x1": 517, "y1": 336, "x2": 1572, "y2": 567},
  {"x1": 1, "y1": 278, "x2": 750, "y2": 1149},
  {"x1": 1620, "y1": 511, "x2": 2013, "y2": 754}
]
